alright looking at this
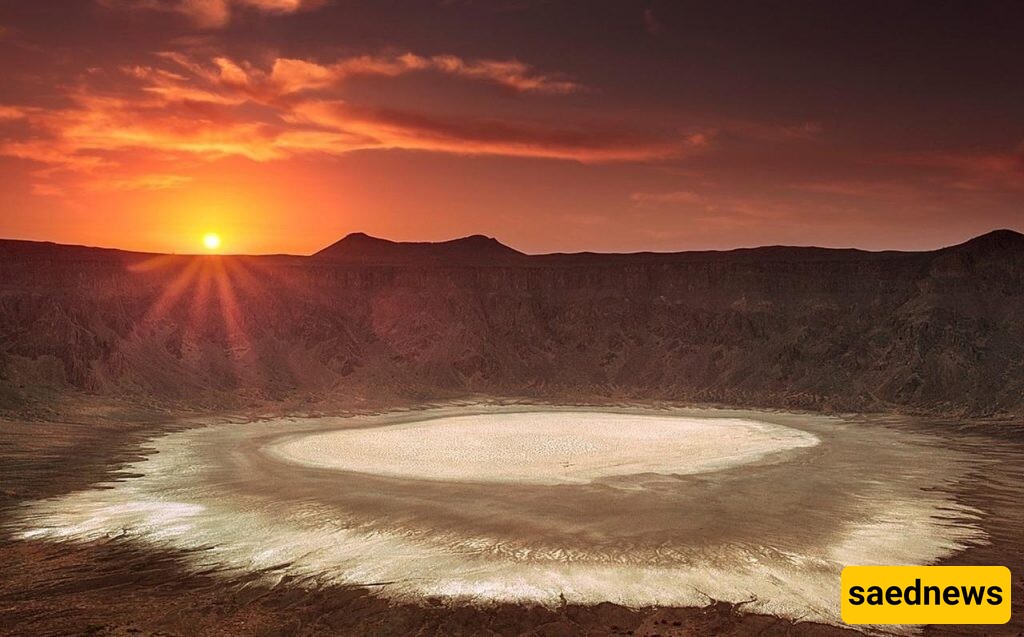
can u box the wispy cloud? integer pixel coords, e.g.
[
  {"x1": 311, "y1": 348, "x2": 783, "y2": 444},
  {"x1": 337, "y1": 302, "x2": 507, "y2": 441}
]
[
  {"x1": 99, "y1": 0, "x2": 325, "y2": 28},
  {"x1": 885, "y1": 147, "x2": 1024, "y2": 191},
  {"x1": 103, "y1": 173, "x2": 194, "y2": 190},
  {"x1": 0, "y1": 105, "x2": 30, "y2": 120},
  {"x1": 630, "y1": 190, "x2": 704, "y2": 206},
  {"x1": 0, "y1": 50, "x2": 701, "y2": 195},
  {"x1": 165, "y1": 52, "x2": 584, "y2": 98},
  {"x1": 627, "y1": 188, "x2": 816, "y2": 242},
  {"x1": 789, "y1": 180, "x2": 923, "y2": 199},
  {"x1": 286, "y1": 100, "x2": 701, "y2": 162}
]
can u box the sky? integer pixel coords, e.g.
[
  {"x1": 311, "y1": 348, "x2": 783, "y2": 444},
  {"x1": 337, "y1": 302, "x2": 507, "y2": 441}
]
[{"x1": 0, "y1": 0, "x2": 1022, "y2": 255}]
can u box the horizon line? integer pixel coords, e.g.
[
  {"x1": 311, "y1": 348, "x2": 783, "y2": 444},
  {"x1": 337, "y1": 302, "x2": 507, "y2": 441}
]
[{"x1": 0, "y1": 227, "x2": 1021, "y2": 259}]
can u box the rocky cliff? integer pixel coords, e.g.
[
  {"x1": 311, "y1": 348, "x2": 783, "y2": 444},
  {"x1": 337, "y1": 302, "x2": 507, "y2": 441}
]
[{"x1": 1, "y1": 230, "x2": 1022, "y2": 416}]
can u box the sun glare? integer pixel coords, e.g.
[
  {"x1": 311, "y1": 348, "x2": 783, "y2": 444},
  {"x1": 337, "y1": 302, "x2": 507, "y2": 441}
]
[{"x1": 202, "y1": 232, "x2": 222, "y2": 251}]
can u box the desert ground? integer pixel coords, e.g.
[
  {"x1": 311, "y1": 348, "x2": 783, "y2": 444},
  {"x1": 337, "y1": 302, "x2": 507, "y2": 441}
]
[{"x1": 1, "y1": 231, "x2": 1022, "y2": 635}]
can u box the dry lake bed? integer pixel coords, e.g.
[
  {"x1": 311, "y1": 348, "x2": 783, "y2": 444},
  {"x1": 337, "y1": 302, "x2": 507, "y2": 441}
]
[{"x1": 8, "y1": 405, "x2": 1022, "y2": 634}]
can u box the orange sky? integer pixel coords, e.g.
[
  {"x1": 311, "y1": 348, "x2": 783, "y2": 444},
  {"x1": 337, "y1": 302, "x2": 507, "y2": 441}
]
[{"x1": 0, "y1": 0, "x2": 1022, "y2": 254}]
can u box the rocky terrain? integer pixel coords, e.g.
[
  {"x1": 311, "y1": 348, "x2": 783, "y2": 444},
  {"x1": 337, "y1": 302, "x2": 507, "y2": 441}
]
[
  {"x1": 1, "y1": 229, "x2": 1022, "y2": 418},
  {"x1": 2, "y1": 230, "x2": 1023, "y2": 637}
]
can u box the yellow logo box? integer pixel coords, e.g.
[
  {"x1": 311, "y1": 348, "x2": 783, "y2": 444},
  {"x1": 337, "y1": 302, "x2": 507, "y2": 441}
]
[{"x1": 841, "y1": 566, "x2": 1011, "y2": 625}]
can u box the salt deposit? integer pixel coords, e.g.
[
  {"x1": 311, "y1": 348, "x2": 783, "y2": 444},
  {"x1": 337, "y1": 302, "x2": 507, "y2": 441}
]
[{"x1": 10, "y1": 407, "x2": 985, "y2": 629}]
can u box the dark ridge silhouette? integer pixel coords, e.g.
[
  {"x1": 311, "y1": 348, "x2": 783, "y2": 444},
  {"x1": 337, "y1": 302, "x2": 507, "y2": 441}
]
[
  {"x1": 0, "y1": 239, "x2": 151, "y2": 261},
  {"x1": 0, "y1": 229, "x2": 1021, "y2": 418},
  {"x1": 313, "y1": 232, "x2": 525, "y2": 264},
  {"x1": 4, "y1": 228, "x2": 1020, "y2": 263},
  {"x1": 945, "y1": 228, "x2": 1024, "y2": 256}
]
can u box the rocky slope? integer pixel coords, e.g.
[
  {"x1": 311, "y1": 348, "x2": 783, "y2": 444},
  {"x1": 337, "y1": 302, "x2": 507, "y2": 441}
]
[{"x1": 0, "y1": 230, "x2": 1022, "y2": 416}]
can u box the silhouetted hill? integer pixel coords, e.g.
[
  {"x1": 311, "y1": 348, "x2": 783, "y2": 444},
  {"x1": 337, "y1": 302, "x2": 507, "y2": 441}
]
[
  {"x1": 0, "y1": 239, "x2": 150, "y2": 261},
  {"x1": 1, "y1": 230, "x2": 1021, "y2": 417},
  {"x1": 944, "y1": 228, "x2": 1024, "y2": 258},
  {"x1": 314, "y1": 233, "x2": 524, "y2": 264}
]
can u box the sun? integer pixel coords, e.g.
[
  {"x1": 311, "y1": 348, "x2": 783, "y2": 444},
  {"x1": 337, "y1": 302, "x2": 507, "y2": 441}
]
[{"x1": 202, "y1": 232, "x2": 222, "y2": 251}]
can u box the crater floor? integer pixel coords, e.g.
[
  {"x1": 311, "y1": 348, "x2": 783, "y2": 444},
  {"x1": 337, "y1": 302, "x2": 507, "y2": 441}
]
[
  {"x1": 268, "y1": 412, "x2": 820, "y2": 484},
  {"x1": 10, "y1": 407, "x2": 992, "y2": 629}
]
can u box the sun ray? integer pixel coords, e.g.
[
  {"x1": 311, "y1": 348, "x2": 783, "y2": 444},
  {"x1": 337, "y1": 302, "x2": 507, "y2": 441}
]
[
  {"x1": 138, "y1": 257, "x2": 203, "y2": 328},
  {"x1": 240, "y1": 254, "x2": 314, "y2": 299},
  {"x1": 211, "y1": 257, "x2": 254, "y2": 371},
  {"x1": 186, "y1": 257, "x2": 215, "y2": 343},
  {"x1": 127, "y1": 254, "x2": 182, "y2": 274}
]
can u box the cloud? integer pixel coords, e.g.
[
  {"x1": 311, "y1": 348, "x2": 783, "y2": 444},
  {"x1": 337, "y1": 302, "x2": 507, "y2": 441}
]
[
  {"x1": 286, "y1": 100, "x2": 698, "y2": 162},
  {"x1": 626, "y1": 189, "x2": 817, "y2": 242},
  {"x1": 157, "y1": 52, "x2": 583, "y2": 98},
  {"x1": 0, "y1": 105, "x2": 30, "y2": 120},
  {"x1": 789, "y1": 180, "x2": 920, "y2": 199},
  {"x1": 0, "y1": 50, "x2": 700, "y2": 195},
  {"x1": 102, "y1": 173, "x2": 194, "y2": 190},
  {"x1": 719, "y1": 119, "x2": 824, "y2": 143},
  {"x1": 30, "y1": 171, "x2": 195, "y2": 196},
  {"x1": 425, "y1": 55, "x2": 580, "y2": 94},
  {"x1": 99, "y1": 0, "x2": 324, "y2": 28},
  {"x1": 886, "y1": 148, "x2": 1024, "y2": 191},
  {"x1": 630, "y1": 190, "x2": 705, "y2": 205}
]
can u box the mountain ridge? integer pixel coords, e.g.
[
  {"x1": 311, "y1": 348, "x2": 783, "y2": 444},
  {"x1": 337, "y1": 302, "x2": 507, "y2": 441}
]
[
  {"x1": 1, "y1": 229, "x2": 1021, "y2": 419},
  {"x1": 313, "y1": 232, "x2": 524, "y2": 264},
  {"x1": 2, "y1": 227, "x2": 1020, "y2": 261}
]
